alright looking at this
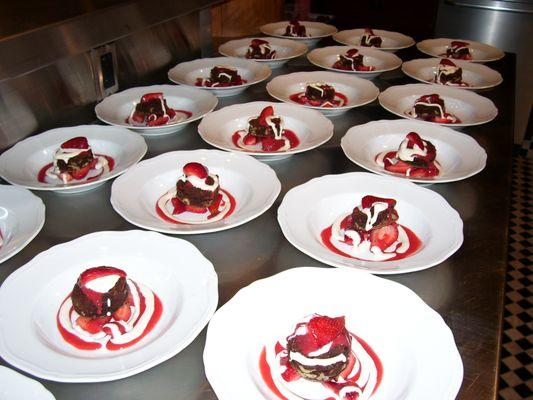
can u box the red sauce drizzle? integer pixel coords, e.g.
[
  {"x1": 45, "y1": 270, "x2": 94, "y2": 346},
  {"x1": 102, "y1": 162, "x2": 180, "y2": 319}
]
[
  {"x1": 375, "y1": 152, "x2": 440, "y2": 178},
  {"x1": 289, "y1": 92, "x2": 348, "y2": 108},
  {"x1": 37, "y1": 155, "x2": 115, "y2": 184},
  {"x1": 259, "y1": 347, "x2": 289, "y2": 400},
  {"x1": 231, "y1": 129, "x2": 300, "y2": 152}
]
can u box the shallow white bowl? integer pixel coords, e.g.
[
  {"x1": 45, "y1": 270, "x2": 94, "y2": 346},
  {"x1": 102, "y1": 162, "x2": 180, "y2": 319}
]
[
  {"x1": 341, "y1": 119, "x2": 487, "y2": 183},
  {"x1": 379, "y1": 83, "x2": 498, "y2": 127},
  {"x1": 0, "y1": 366, "x2": 55, "y2": 400},
  {"x1": 204, "y1": 267, "x2": 463, "y2": 400},
  {"x1": 0, "y1": 230, "x2": 218, "y2": 382},
  {"x1": 266, "y1": 71, "x2": 379, "y2": 116},
  {"x1": 333, "y1": 28, "x2": 415, "y2": 52},
  {"x1": 259, "y1": 21, "x2": 337, "y2": 47},
  {"x1": 95, "y1": 84, "x2": 218, "y2": 136},
  {"x1": 417, "y1": 38, "x2": 505, "y2": 63},
  {"x1": 0, "y1": 125, "x2": 147, "y2": 193},
  {"x1": 402, "y1": 58, "x2": 503, "y2": 89},
  {"x1": 168, "y1": 57, "x2": 271, "y2": 97},
  {"x1": 277, "y1": 172, "x2": 463, "y2": 274},
  {"x1": 111, "y1": 149, "x2": 281, "y2": 234},
  {"x1": 0, "y1": 185, "x2": 45, "y2": 264},
  {"x1": 307, "y1": 45, "x2": 402, "y2": 79},
  {"x1": 218, "y1": 37, "x2": 308, "y2": 69}
]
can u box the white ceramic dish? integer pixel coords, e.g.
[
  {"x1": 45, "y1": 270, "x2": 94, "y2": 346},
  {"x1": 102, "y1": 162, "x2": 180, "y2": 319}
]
[
  {"x1": 168, "y1": 57, "x2": 271, "y2": 97},
  {"x1": 266, "y1": 71, "x2": 379, "y2": 116},
  {"x1": 259, "y1": 21, "x2": 337, "y2": 47},
  {"x1": 307, "y1": 45, "x2": 402, "y2": 79},
  {"x1": 402, "y1": 58, "x2": 503, "y2": 89},
  {"x1": 0, "y1": 366, "x2": 55, "y2": 400},
  {"x1": 379, "y1": 83, "x2": 498, "y2": 127},
  {"x1": 341, "y1": 119, "x2": 487, "y2": 183},
  {"x1": 277, "y1": 172, "x2": 463, "y2": 274},
  {"x1": 0, "y1": 125, "x2": 147, "y2": 193},
  {"x1": 417, "y1": 38, "x2": 505, "y2": 63},
  {"x1": 333, "y1": 28, "x2": 415, "y2": 52},
  {"x1": 218, "y1": 37, "x2": 308, "y2": 69},
  {"x1": 204, "y1": 267, "x2": 463, "y2": 400},
  {"x1": 95, "y1": 84, "x2": 218, "y2": 136},
  {"x1": 111, "y1": 150, "x2": 281, "y2": 234},
  {"x1": 0, "y1": 230, "x2": 218, "y2": 382}
]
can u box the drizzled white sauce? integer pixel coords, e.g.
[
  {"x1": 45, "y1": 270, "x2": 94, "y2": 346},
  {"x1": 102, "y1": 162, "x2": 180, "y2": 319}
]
[
  {"x1": 397, "y1": 137, "x2": 428, "y2": 162},
  {"x1": 45, "y1": 155, "x2": 109, "y2": 184},
  {"x1": 406, "y1": 101, "x2": 459, "y2": 123},
  {"x1": 435, "y1": 64, "x2": 468, "y2": 86},
  {"x1": 375, "y1": 151, "x2": 442, "y2": 175},
  {"x1": 176, "y1": 173, "x2": 219, "y2": 192},
  {"x1": 128, "y1": 98, "x2": 186, "y2": 126}
]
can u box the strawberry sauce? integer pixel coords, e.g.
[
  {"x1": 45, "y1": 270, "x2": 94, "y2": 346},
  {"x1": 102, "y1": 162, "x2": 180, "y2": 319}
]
[
  {"x1": 37, "y1": 155, "x2": 115, "y2": 183},
  {"x1": 289, "y1": 92, "x2": 348, "y2": 108},
  {"x1": 231, "y1": 129, "x2": 300, "y2": 152}
]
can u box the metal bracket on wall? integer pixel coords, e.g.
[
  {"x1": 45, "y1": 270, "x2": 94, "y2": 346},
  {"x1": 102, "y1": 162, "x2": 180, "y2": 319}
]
[{"x1": 90, "y1": 43, "x2": 119, "y2": 100}]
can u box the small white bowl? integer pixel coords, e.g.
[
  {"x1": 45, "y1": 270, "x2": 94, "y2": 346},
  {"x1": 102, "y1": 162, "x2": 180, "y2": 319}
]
[
  {"x1": 259, "y1": 20, "x2": 337, "y2": 47},
  {"x1": 218, "y1": 37, "x2": 308, "y2": 69},
  {"x1": 402, "y1": 58, "x2": 503, "y2": 89},
  {"x1": 266, "y1": 71, "x2": 379, "y2": 116},
  {"x1": 307, "y1": 45, "x2": 402, "y2": 79},
  {"x1": 95, "y1": 84, "x2": 218, "y2": 136},
  {"x1": 341, "y1": 119, "x2": 487, "y2": 183},
  {"x1": 0, "y1": 125, "x2": 147, "y2": 193},
  {"x1": 417, "y1": 38, "x2": 505, "y2": 63},
  {"x1": 168, "y1": 57, "x2": 271, "y2": 97},
  {"x1": 379, "y1": 83, "x2": 498, "y2": 127},
  {"x1": 197, "y1": 101, "x2": 334, "y2": 161},
  {"x1": 333, "y1": 28, "x2": 415, "y2": 52}
]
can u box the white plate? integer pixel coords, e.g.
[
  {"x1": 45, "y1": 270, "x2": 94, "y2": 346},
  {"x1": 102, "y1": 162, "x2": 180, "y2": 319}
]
[
  {"x1": 198, "y1": 101, "x2": 333, "y2": 161},
  {"x1": 0, "y1": 366, "x2": 55, "y2": 400},
  {"x1": 111, "y1": 150, "x2": 281, "y2": 234},
  {"x1": 218, "y1": 37, "x2": 308, "y2": 69},
  {"x1": 402, "y1": 58, "x2": 503, "y2": 89},
  {"x1": 277, "y1": 172, "x2": 463, "y2": 274},
  {"x1": 333, "y1": 28, "x2": 415, "y2": 52},
  {"x1": 0, "y1": 125, "x2": 147, "y2": 193},
  {"x1": 307, "y1": 45, "x2": 402, "y2": 79},
  {"x1": 168, "y1": 57, "x2": 271, "y2": 97},
  {"x1": 379, "y1": 83, "x2": 498, "y2": 127},
  {"x1": 259, "y1": 21, "x2": 337, "y2": 47},
  {"x1": 417, "y1": 38, "x2": 505, "y2": 63},
  {"x1": 0, "y1": 230, "x2": 218, "y2": 382},
  {"x1": 266, "y1": 71, "x2": 379, "y2": 116},
  {"x1": 95, "y1": 85, "x2": 218, "y2": 136},
  {"x1": 204, "y1": 267, "x2": 463, "y2": 400},
  {"x1": 341, "y1": 119, "x2": 487, "y2": 183}
]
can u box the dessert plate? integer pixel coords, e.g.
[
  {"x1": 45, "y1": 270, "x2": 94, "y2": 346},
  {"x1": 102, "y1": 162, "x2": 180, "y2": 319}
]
[
  {"x1": 0, "y1": 366, "x2": 55, "y2": 400},
  {"x1": 111, "y1": 149, "x2": 281, "y2": 234},
  {"x1": 379, "y1": 83, "x2": 498, "y2": 127},
  {"x1": 341, "y1": 119, "x2": 487, "y2": 183},
  {"x1": 218, "y1": 37, "x2": 308, "y2": 69},
  {"x1": 95, "y1": 84, "x2": 218, "y2": 136},
  {"x1": 277, "y1": 172, "x2": 463, "y2": 274},
  {"x1": 266, "y1": 71, "x2": 379, "y2": 116},
  {"x1": 0, "y1": 125, "x2": 147, "y2": 193},
  {"x1": 333, "y1": 28, "x2": 415, "y2": 52},
  {"x1": 307, "y1": 45, "x2": 402, "y2": 79},
  {"x1": 259, "y1": 21, "x2": 337, "y2": 47},
  {"x1": 0, "y1": 230, "x2": 218, "y2": 382},
  {"x1": 417, "y1": 38, "x2": 505, "y2": 62},
  {"x1": 168, "y1": 57, "x2": 271, "y2": 97},
  {"x1": 204, "y1": 267, "x2": 463, "y2": 399},
  {"x1": 402, "y1": 58, "x2": 503, "y2": 89}
]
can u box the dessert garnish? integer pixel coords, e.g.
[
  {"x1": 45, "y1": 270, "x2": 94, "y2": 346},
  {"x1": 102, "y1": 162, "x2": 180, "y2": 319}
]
[
  {"x1": 125, "y1": 92, "x2": 192, "y2": 127},
  {"x1": 406, "y1": 93, "x2": 461, "y2": 124},
  {"x1": 195, "y1": 66, "x2": 247, "y2": 87},
  {"x1": 246, "y1": 39, "x2": 277, "y2": 60},
  {"x1": 332, "y1": 48, "x2": 375, "y2": 72},
  {"x1": 283, "y1": 19, "x2": 309, "y2": 37},
  {"x1": 443, "y1": 40, "x2": 472, "y2": 60},
  {"x1": 37, "y1": 136, "x2": 114, "y2": 184},
  {"x1": 259, "y1": 314, "x2": 383, "y2": 400},
  {"x1": 360, "y1": 28, "x2": 382, "y2": 47},
  {"x1": 57, "y1": 266, "x2": 163, "y2": 351},
  {"x1": 231, "y1": 106, "x2": 300, "y2": 152},
  {"x1": 321, "y1": 195, "x2": 422, "y2": 261},
  {"x1": 289, "y1": 82, "x2": 348, "y2": 108},
  {"x1": 156, "y1": 162, "x2": 236, "y2": 224},
  {"x1": 375, "y1": 132, "x2": 440, "y2": 178},
  {"x1": 434, "y1": 59, "x2": 468, "y2": 87}
]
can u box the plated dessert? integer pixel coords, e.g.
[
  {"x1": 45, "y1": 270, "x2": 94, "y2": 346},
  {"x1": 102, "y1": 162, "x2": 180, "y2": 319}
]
[
  {"x1": 434, "y1": 59, "x2": 469, "y2": 87},
  {"x1": 416, "y1": 38, "x2": 505, "y2": 63},
  {"x1": 333, "y1": 28, "x2": 415, "y2": 52},
  {"x1": 332, "y1": 48, "x2": 374, "y2": 71},
  {"x1": 283, "y1": 19, "x2": 309, "y2": 37},
  {"x1": 126, "y1": 92, "x2": 192, "y2": 127},
  {"x1": 260, "y1": 20, "x2": 337, "y2": 47},
  {"x1": 195, "y1": 66, "x2": 246, "y2": 87},
  {"x1": 405, "y1": 94, "x2": 461, "y2": 124},
  {"x1": 246, "y1": 39, "x2": 277, "y2": 59},
  {"x1": 360, "y1": 28, "x2": 382, "y2": 47},
  {"x1": 290, "y1": 82, "x2": 348, "y2": 107},
  {"x1": 442, "y1": 40, "x2": 471, "y2": 60}
]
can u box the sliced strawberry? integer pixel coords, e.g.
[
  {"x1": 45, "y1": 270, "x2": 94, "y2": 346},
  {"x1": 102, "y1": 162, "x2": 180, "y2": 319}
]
[
  {"x1": 171, "y1": 197, "x2": 186, "y2": 214},
  {"x1": 345, "y1": 48, "x2": 359, "y2": 58},
  {"x1": 146, "y1": 115, "x2": 169, "y2": 126},
  {"x1": 243, "y1": 134, "x2": 258, "y2": 146},
  {"x1": 261, "y1": 136, "x2": 286, "y2": 152},
  {"x1": 433, "y1": 116, "x2": 456, "y2": 124},
  {"x1": 70, "y1": 158, "x2": 98, "y2": 180},
  {"x1": 281, "y1": 364, "x2": 300, "y2": 382},
  {"x1": 76, "y1": 315, "x2": 111, "y2": 334},
  {"x1": 251, "y1": 38, "x2": 269, "y2": 46},
  {"x1": 361, "y1": 195, "x2": 396, "y2": 209},
  {"x1": 183, "y1": 162, "x2": 208, "y2": 179},
  {"x1": 184, "y1": 204, "x2": 207, "y2": 214},
  {"x1": 384, "y1": 160, "x2": 411, "y2": 174},
  {"x1": 61, "y1": 137, "x2": 90, "y2": 149},
  {"x1": 140, "y1": 92, "x2": 164, "y2": 103},
  {"x1": 258, "y1": 106, "x2": 274, "y2": 126},
  {"x1": 370, "y1": 223, "x2": 399, "y2": 251},
  {"x1": 112, "y1": 303, "x2": 131, "y2": 322},
  {"x1": 308, "y1": 315, "x2": 346, "y2": 347},
  {"x1": 439, "y1": 58, "x2": 457, "y2": 67}
]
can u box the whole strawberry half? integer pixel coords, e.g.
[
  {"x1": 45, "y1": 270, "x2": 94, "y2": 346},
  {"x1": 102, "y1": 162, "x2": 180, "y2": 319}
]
[
  {"x1": 308, "y1": 315, "x2": 347, "y2": 347},
  {"x1": 183, "y1": 162, "x2": 208, "y2": 179},
  {"x1": 61, "y1": 137, "x2": 90, "y2": 150},
  {"x1": 262, "y1": 136, "x2": 287, "y2": 152},
  {"x1": 361, "y1": 195, "x2": 396, "y2": 210},
  {"x1": 370, "y1": 223, "x2": 399, "y2": 251},
  {"x1": 140, "y1": 92, "x2": 164, "y2": 103},
  {"x1": 258, "y1": 106, "x2": 274, "y2": 126}
]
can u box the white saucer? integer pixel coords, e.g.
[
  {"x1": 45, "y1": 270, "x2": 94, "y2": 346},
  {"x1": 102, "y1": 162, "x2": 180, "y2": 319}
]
[
  {"x1": 168, "y1": 57, "x2": 271, "y2": 97},
  {"x1": 204, "y1": 267, "x2": 463, "y2": 400},
  {"x1": 95, "y1": 84, "x2": 218, "y2": 136},
  {"x1": 266, "y1": 71, "x2": 379, "y2": 116},
  {"x1": 218, "y1": 37, "x2": 308, "y2": 69},
  {"x1": 341, "y1": 119, "x2": 487, "y2": 183},
  {"x1": 111, "y1": 149, "x2": 281, "y2": 234},
  {"x1": 0, "y1": 366, "x2": 55, "y2": 400},
  {"x1": 307, "y1": 45, "x2": 402, "y2": 79},
  {"x1": 402, "y1": 58, "x2": 503, "y2": 89},
  {"x1": 277, "y1": 172, "x2": 463, "y2": 274},
  {"x1": 259, "y1": 21, "x2": 337, "y2": 47},
  {"x1": 333, "y1": 28, "x2": 415, "y2": 52},
  {"x1": 379, "y1": 83, "x2": 498, "y2": 127},
  {"x1": 0, "y1": 230, "x2": 218, "y2": 382},
  {"x1": 417, "y1": 38, "x2": 505, "y2": 63},
  {"x1": 0, "y1": 125, "x2": 147, "y2": 193}
]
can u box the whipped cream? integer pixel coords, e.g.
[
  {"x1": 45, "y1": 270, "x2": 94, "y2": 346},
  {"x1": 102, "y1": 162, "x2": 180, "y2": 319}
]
[
  {"x1": 397, "y1": 136, "x2": 428, "y2": 162},
  {"x1": 45, "y1": 154, "x2": 109, "y2": 184},
  {"x1": 177, "y1": 173, "x2": 219, "y2": 192},
  {"x1": 85, "y1": 274, "x2": 121, "y2": 293}
]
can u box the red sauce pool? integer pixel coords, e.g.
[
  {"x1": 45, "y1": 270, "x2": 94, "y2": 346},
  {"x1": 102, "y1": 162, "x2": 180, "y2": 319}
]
[
  {"x1": 125, "y1": 109, "x2": 192, "y2": 124},
  {"x1": 37, "y1": 155, "x2": 115, "y2": 183},
  {"x1": 231, "y1": 129, "x2": 300, "y2": 152},
  {"x1": 289, "y1": 92, "x2": 348, "y2": 108}
]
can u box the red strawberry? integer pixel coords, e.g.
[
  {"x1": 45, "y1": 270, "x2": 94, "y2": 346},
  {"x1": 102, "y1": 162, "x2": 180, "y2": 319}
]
[
  {"x1": 183, "y1": 162, "x2": 208, "y2": 179},
  {"x1": 370, "y1": 223, "x2": 399, "y2": 251},
  {"x1": 258, "y1": 106, "x2": 274, "y2": 126},
  {"x1": 184, "y1": 204, "x2": 207, "y2": 213},
  {"x1": 61, "y1": 137, "x2": 90, "y2": 149},
  {"x1": 261, "y1": 136, "x2": 286, "y2": 152},
  {"x1": 361, "y1": 195, "x2": 396, "y2": 209},
  {"x1": 406, "y1": 132, "x2": 425, "y2": 149},
  {"x1": 433, "y1": 116, "x2": 457, "y2": 124},
  {"x1": 70, "y1": 158, "x2": 98, "y2": 180},
  {"x1": 385, "y1": 160, "x2": 411, "y2": 174},
  {"x1": 345, "y1": 48, "x2": 359, "y2": 58},
  {"x1": 112, "y1": 303, "x2": 131, "y2": 322},
  {"x1": 418, "y1": 94, "x2": 442, "y2": 104},
  {"x1": 251, "y1": 38, "x2": 269, "y2": 46},
  {"x1": 308, "y1": 315, "x2": 346, "y2": 347},
  {"x1": 208, "y1": 194, "x2": 223, "y2": 216},
  {"x1": 440, "y1": 58, "x2": 457, "y2": 67},
  {"x1": 364, "y1": 28, "x2": 374, "y2": 34},
  {"x1": 243, "y1": 134, "x2": 258, "y2": 146},
  {"x1": 140, "y1": 92, "x2": 164, "y2": 103},
  {"x1": 171, "y1": 197, "x2": 186, "y2": 214},
  {"x1": 76, "y1": 316, "x2": 111, "y2": 334},
  {"x1": 146, "y1": 115, "x2": 170, "y2": 126},
  {"x1": 451, "y1": 40, "x2": 469, "y2": 48},
  {"x1": 281, "y1": 364, "x2": 300, "y2": 382}
]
